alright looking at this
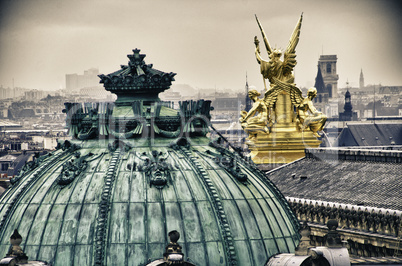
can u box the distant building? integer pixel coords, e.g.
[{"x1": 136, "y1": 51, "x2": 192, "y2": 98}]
[
  {"x1": 212, "y1": 94, "x2": 244, "y2": 112},
  {"x1": 0, "y1": 86, "x2": 29, "y2": 100},
  {"x1": 336, "y1": 123, "x2": 402, "y2": 146},
  {"x1": 24, "y1": 90, "x2": 44, "y2": 101},
  {"x1": 339, "y1": 89, "x2": 357, "y2": 121},
  {"x1": 0, "y1": 154, "x2": 16, "y2": 172},
  {"x1": 244, "y1": 74, "x2": 252, "y2": 112},
  {"x1": 66, "y1": 68, "x2": 100, "y2": 90},
  {"x1": 318, "y1": 55, "x2": 339, "y2": 98},
  {"x1": 379, "y1": 85, "x2": 402, "y2": 94},
  {"x1": 314, "y1": 64, "x2": 328, "y2": 106},
  {"x1": 0, "y1": 87, "x2": 12, "y2": 100},
  {"x1": 359, "y1": 69, "x2": 364, "y2": 89},
  {"x1": 313, "y1": 58, "x2": 338, "y2": 118}
]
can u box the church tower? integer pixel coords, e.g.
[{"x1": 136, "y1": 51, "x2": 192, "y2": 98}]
[
  {"x1": 318, "y1": 55, "x2": 339, "y2": 98},
  {"x1": 344, "y1": 90, "x2": 352, "y2": 113},
  {"x1": 339, "y1": 82, "x2": 357, "y2": 121},
  {"x1": 359, "y1": 69, "x2": 364, "y2": 89}
]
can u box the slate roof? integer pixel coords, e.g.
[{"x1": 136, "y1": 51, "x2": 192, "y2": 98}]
[
  {"x1": 7, "y1": 153, "x2": 34, "y2": 176},
  {"x1": 337, "y1": 123, "x2": 402, "y2": 146},
  {"x1": 0, "y1": 155, "x2": 17, "y2": 162},
  {"x1": 266, "y1": 148, "x2": 402, "y2": 211}
]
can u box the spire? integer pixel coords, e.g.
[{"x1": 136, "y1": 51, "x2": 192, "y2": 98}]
[
  {"x1": 245, "y1": 72, "x2": 252, "y2": 111},
  {"x1": 344, "y1": 80, "x2": 352, "y2": 113},
  {"x1": 314, "y1": 64, "x2": 325, "y2": 94},
  {"x1": 359, "y1": 68, "x2": 364, "y2": 89}
]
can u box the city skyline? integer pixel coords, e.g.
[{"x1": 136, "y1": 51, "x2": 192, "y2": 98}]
[{"x1": 0, "y1": 0, "x2": 401, "y2": 92}]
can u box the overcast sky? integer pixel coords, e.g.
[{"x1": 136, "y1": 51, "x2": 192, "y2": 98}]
[{"x1": 0, "y1": 0, "x2": 401, "y2": 92}]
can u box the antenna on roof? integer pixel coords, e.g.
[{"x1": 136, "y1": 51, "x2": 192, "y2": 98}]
[{"x1": 373, "y1": 84, "x2": 375, "y2": 125}]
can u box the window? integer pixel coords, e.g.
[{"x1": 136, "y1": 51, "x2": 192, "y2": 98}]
[
  {"x1": 1, "y1": 163, "x2": 9, "y2": 171},
  {"x1": 326, "y1": 63, "x2": 332, "y2": 73},
  {"x1": 326, "y1": 84, "x2": 332, "y2": 98}
]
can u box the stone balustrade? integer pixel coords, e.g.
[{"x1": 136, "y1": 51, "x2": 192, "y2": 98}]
[{"x1": 287, "y1": 197, "x2": 401, "y2": 237}]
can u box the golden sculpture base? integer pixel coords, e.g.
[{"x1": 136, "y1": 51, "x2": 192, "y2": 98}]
[{"x1": 246, "y1": 122, "x2": 321, "y2": 167}]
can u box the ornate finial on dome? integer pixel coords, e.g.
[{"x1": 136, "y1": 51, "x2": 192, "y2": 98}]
[
  {"x1": 98, "y1": 49, "x2": 176, "y2": 104},
  {"x1": 3, "y1": 229, "x2": 28, "y2": 264},
  {"x1": 127, "y1": 48, "x2": 146, "y2": 68},
  {"x1": 163, "y1": 230, "x2": 185, "y2": 264}
]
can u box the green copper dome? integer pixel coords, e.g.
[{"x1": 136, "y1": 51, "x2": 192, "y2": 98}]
[{"x1": 0, "y1": 49, "x2": 300, "y2": 266}]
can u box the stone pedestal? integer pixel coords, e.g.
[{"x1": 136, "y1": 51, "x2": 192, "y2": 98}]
[{"x1": 248, "y1": 122, "x2": 321, "y2": 166}]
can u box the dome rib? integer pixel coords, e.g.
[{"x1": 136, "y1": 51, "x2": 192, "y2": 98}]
[
  {"x1": 196, "y1": 147, "x2": 297, "y2": 264},
  {"x1": 29, "y1": 151, "x2": 85, "y2": 260},
  {"x1": 198, "y1": 152, "x2": 279, "y2": 260},
  {"x1": 169, "y1": 149, "x2": 210, "y2": 264},
  {"x1": 171, "y1": 150, "x2": 209, "y2": 264},
  {"x1": 0, "y1": 150, "x2": 68, "y2": 239},
  {"x1": 0, "y1": 150, "x2": 67, "y2": 237},
  {"x1": 94, "y1": 149, "x2": 122, "y2": 265},
  {"x1": 241, "y1": 165, "x2": 293, "y2": 251},
  {"x1": 123, "y1": 151, "x2": 135, "y2": 265},
  {"x1": 69, "y1": 152, "x2": 107, "y2": 265},
  {"x1": 237, "y1": 158, "x2": 300, "y2": 233},
  {"x1": 196, "y1": 151, "x2": 262, "y2": 265},
  {"x1": 3, "y1": 149, "x2": 73, "y2": 261},
  {"x1": 177, "y1": 146, "x2": 237, "y2": 265}
]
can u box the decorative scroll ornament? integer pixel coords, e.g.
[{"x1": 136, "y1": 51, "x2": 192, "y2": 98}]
[
  {"x1": 57, "y1": 151, "x2": 95, "y2": 186},
  {"x1": 11, "y1": 152, "x2": 53, "y2": 185},
  {"x1": 206, "y1": 149, "x2": 248, "y2": 183}
]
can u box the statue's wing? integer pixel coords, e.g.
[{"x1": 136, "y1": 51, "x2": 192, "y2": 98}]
[
  {"x1": 255, "y1": 14, "x2": 273, "y2": 57},
  {"x1": 283, "y1": 13, "x2": 303, "y2": 76},
  {"x1": 272, "y1": 77, "x2": 304, "y2": 107},
  {"x1": 263, "y1": 88, "x2": 278, "y2": 108}
]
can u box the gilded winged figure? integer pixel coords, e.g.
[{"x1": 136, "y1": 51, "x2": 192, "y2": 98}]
[
  {"x1": 254, "y1": 13, "x2": 302, "y2": 90},
  {"x1": 240, "y1": 14, "x2": 326, "y2": 139}
]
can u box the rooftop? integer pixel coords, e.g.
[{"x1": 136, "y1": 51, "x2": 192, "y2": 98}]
[
  {"x1": 266, "y1": 148, "x2": 402, "y2": 211},
  {"x1": 336, "y1": 123, "x2": 402, "y2": 147}
]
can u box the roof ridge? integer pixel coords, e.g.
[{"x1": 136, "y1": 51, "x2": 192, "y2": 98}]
[{"x1": 264, "y1": 157, "x2": 306, "y2": 175}]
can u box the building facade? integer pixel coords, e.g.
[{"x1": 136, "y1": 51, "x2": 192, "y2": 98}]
[{"x1": 65, "y1": 68, "x2": 100, "y2": 90}]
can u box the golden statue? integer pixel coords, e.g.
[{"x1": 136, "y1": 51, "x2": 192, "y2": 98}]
[
  {"x1": 297, "y1": 87, "x2": 327, "y2": 137},
  {"x1": 240, "y1": 14, "x2": 327, "y2": 167},
  {"x1": 239, "y1": 89, "x2": 269, "y2": 141},
  {"x1": 273, "y1": 78, "x2": 327, "y2": 138},
  {"x1": 254, "y1": 14, "x2": 302, "y2": 90}
]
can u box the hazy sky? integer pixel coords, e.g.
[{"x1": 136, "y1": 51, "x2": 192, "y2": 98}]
[{"x1": 0, "y1": 0, "x2": 401, "y2": 92}]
